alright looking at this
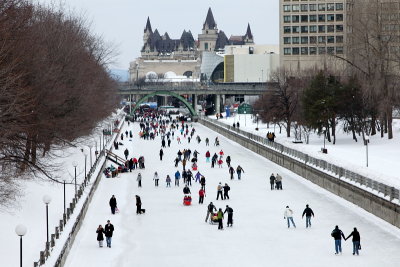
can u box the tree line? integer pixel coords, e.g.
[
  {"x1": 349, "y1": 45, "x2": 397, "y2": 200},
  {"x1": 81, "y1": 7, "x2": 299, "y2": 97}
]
[{"x1": 0, "y1": 0, "x2": 118, "y2": 207}]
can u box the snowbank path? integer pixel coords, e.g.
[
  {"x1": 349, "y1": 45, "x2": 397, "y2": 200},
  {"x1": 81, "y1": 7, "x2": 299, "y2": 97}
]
[{"x1": 64, "y1": 121, "x2": 400, "y2": 267}]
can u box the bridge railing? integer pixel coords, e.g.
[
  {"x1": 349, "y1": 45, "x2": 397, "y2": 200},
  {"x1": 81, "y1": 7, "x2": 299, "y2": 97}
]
[{"x1": 200, "y1": 116, "x2": 400, "y2": 203}]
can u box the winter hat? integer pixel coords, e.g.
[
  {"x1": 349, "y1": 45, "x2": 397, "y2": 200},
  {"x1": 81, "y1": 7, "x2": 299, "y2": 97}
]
[{"x1": 286, "y1": 206, "x2": 289, "y2": 208}]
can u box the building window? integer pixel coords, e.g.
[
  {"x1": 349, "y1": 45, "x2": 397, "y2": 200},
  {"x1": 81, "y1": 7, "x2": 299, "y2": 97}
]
[
  {"x1": 318, "y1": 47, "x2": 326, "y2": 54},
  {"x1": 301, "y1": 26, "x2": 308, "y2": 33},
  {"x1": 292, "y1": 47, "x2": 300, "y2": 55},
  {"x1": 292, "y1": 4, "x2": 300, "y2": 12},
  {"x1": 336, "y1": 3, "x2": 344, "y2": 11},
  {"x1": 292, "y1": 37, "x2": 300, "y2": 44},
  {"x1": 292, "y1": 15, "x2": 300, "y2": 23},
  {"x1": 301, "y1": 36, "x2": 308, "y2": 44},
  {"x1": 327, "y1": 14, "x2": 335, "y2": 22},
  {"x1": 318, "y1": 14, "x2": 325, "y2": 22},
  {"x1": 310, "y1": 47, "x2": 317, "y2": 55},
  {"x1": 318, "y1": 4, "x2": 326, "y2": 11},
  {"x1": 284, "y1": 37, "x2": 291, "y2": 44},
  {"x1": 318, "y1": 36, "x2": 326, "y2": 43},
  {"x1": 310, "y1": 36, "x2": 317, "y2": 44},
  {"x1": 301, "y1": 15, "x2": 308, "y2": 22},
  {"x1": 310, "y1": 25, "x2": 317, "y2": 33},
  {"x1": 284, "y1": 48, "x2": 292, "y2": 55},
  {"x1": 327, "y1": 3, "x2": 335, "y2": 11},
  {"x1": 292, "y1": 26, "x2": 300, "y2": 33},
  {"x1": 310, "y1": 15, "x2": 317, "y2": 22},
  {"x1": 336, "y1": 14, "x2": 343, "y2": 21},
  {"x1": 309, "y1": 4, "x2": 317, "y2": 11},
  {"x1": 301, "y1": 4, "x2": 308, "y2": 11},
  {"x1": 336, "y1": 35, "x2": 344, "y2": 43},
  {"x1": 318, "y1": 25, "x2": 326, "y2": 33},
  {"x1": 336, "y1": 25, "x2": 343, "y2": 32},
  {"x1": 301, "y1": 47, "x2": 308, "y2": 55},
  {"x1": 284, "y1": 5, "x2": 291, "y2": 12},
  {"x1": 327, "y1": 25, "x2": 335, "y2": 32},
  {"x1": 327, "y1": 36, "x2": 335, "y2": 43},
  {"x1": 284, "y1": 26, "x2": 291, "y2": 33},
  {"x1": 284, "y1": 16, "x2": 291, "y2": 23},
  {"x1": 336, "y1": 47, "x2": 344, "y2": 54},
  {"x1": 327, "y1": 47, "x2": 335, "y2": 54},
  {"x1": 205, "y1": 43, "x2": 208, "y2": 50}
]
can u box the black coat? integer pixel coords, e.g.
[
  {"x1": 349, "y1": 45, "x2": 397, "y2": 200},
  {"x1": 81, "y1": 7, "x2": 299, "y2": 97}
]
[
  {"x1": 104, "y1": 224, "x2": 114, "y2": 237},
  {"x1": 208, "y1": 203, "x2": 216, "y2": 212},
  {"x1": 223, "y1": 185, "x2": 230, "y2": 192},
  {"x1": 96, "y1": 228, "x2": 104, "y2": 241},
  {"x1": 331, "y1": 228, "x2": 345, "y2": 240},
  {"x1": 346, "y1": 230, "x2": 360, "y2": 242},
  {"x1": 183, "y1": 187, "x2": 191, "y2": 194},
  {"x1": 109, "y1": 197, "x2": 117, "y2": 208},
  {"x1": 302, "y1": 207, "x2": 314, "y2": 217}
]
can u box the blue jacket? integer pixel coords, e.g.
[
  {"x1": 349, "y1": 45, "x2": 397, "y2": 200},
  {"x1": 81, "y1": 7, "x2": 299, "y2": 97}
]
[{"x1": 175, "y1": 171, "x2": 181, "y2": 179}]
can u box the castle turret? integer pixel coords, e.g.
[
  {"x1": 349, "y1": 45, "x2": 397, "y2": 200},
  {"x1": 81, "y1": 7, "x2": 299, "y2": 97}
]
[
  {"x1": 243, "y1": 23, "x2": 254, "y2": 44},
  {"x1": 198, "y1": 7, "x2": 219, "y2": 51},
  {"x1": 143, "y1": 17, "x2": 153, "y2": 44}
]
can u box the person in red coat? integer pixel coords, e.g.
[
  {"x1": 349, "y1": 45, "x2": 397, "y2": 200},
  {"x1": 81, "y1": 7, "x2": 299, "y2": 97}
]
[
  {"x1": 199, "y1": 188, "x2": 205, "y2": 204},
  {"x1": 205, "y1": 151, "x2": 211, "y2": 162}
]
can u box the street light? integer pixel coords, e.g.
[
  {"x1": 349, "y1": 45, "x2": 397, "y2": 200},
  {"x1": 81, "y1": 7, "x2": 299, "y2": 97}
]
[
  {"x1": 365, "y1": 135, "x2": 369, "y2": 167},
  {"x1": 15, "y1": 224, "x2": 27, "y2": 267},
  {"x1": 244, "y1": 110, "x2": 247, "y2": 127},
  {"x1": 88, "y1": 145, "x2": 93, "y2": 168},
  {"x1": 72, "y1": 161, "x2": 78, "y2": 196},
  {"x1": 83, "y1": 150, "x2": 88, "y2": 184},
  {"x1": 322, "y1": 127, "x2": 327, "y2": 153},
  {"x1": 42, "y1": 195, "x2": 52, "y2": 244},
  {"x1": 256, "y1": 114, "x2": 259, "y2": 130},
  {"x1": 63, "y1": 180, "x2": 66, "y2": 215}
]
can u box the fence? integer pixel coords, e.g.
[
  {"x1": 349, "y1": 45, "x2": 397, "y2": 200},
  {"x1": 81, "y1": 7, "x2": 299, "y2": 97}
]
[
  {"x1": 200, "y1": 116, "x2": 400, "y2": 202},
  {"x1": 33, "y1": 113, "x2": 125, "y2": 267}
]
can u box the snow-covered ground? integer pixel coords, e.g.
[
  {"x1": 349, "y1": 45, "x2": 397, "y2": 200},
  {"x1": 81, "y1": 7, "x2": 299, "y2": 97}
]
[
  {"x1": 59, "y1": 120, "x2": 400, "y2": 267},
  {"x1": 210, "y1": 114, "x2": 400, "y2": 189},
  {"x1": 1, "y1": 112, "x2": 122, "y2": 267}
]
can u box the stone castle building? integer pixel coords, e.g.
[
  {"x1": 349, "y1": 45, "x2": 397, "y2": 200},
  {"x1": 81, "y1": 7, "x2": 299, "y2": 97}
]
[{"x1": 129, "y1": 8, "x2": 254, "y2": 82}]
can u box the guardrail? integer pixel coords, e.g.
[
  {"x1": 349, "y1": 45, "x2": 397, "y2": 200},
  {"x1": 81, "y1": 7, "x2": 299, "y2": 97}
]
[
  {"x1": 33, "y1": 113, "x2": 125, "y2": 267},
  {"x1": 201, "y1": 116, "x2": 400, "y2": 202}
]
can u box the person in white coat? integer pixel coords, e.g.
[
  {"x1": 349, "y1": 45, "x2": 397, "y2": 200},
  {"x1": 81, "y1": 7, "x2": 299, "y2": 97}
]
[
  {"x1": 284, "y1": 206, "x2": 296, "y2": 228},
  {"x1": 153, "y1": 172, "x2": 159, "y2": 187}
]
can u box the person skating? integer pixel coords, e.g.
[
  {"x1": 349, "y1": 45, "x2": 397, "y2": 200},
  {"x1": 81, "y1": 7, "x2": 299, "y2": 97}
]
[
  {"x1": 284, "y1": 206, "x2": 296, "y2": 228},
  {"x1": 109, "y1": 195, "x2": 117, "y2": 214},
  {"x1": 226, "y1": 156, "x2": 231, "y2": 167},
  {"x1": 166, "y1": 175, "x2": 171, "y2": 187},
  {"x1": 205, "y1": 151, "x2": 211, "y2": 163},
  {"x1": 302, "y1": 204, "x2": 315, "y2": 228},
  {"x1": 96, "y1": 225, "x2": 105, "y2": 247},
  {"x1": 214, "y1": 137, "x2": 220, "y2": 146},
  {"x1": 124, "y1": 148, "x2": 129, "y2": 160},
  {"x1": 217, "y1": 208, "x2": 224, "y2": 230},
  {"x1": 167, "y1": 139, "x2": 171, "y2": 147},
  {"x1": 136, "y1": 195, "x2": 145, "y2": 214},
  {"x1": 345, "y1": 228, "x2": 361, "y2": 255},
  {"x1": 216, "y1": 182, "x2": 223, "y2": 200},
  {"x1": 128, "y1": 158, "x2": 134, "y2": 172},
  {"x1": 137, "y1": 173, "x2": 142, "y2": 187},
  {"x1": 205, "y1": 137, "x2": 209, "y2": 146},
  {"x1": 182, "y1": 158, "x2": 187, "y2": 170},
  {"x1": 205, "y1": 202, "x2": 217, "y2": 222},
  {"x1": 195, "y1": 171, "x2": 202, "y2": 183},
  {"x1": 186, "y1": 170, "x2": 193, "y2": 186},
  {"x1": 104, "y1": 220, "x2": 114, "y2": 248},
  {"x1": 331, "y1": 225, "x2": 346, "y2": 255},
  {"x1": 159, "y1": 149, "x2": 164, "y2": 161},
  {"x1": 269, "y1": 173, "x2": 276, "y2": 190},
  {"x1": 223, "y1": 183, "x2": 230, "y2": 200},
  {"x1": 153, "y1": 172, "x2": 160, "y2": 187},
  {"x1": 224, "y1": 205, "x2": 234, "y2": 227},
  {"x1": 200, "y1": 176, "x2": 206, "y2": 190},
  {"x1": 183, "y1": 185, "x2": 191, "y2": 194},
  {"x1": 175, "y1": 170, "x2": 181, "y2": 186},
  {"x1": 174, "y1": 157, "x2": 179, "y2": 167},
  {"x1": 236, "y1": 165, "x2": 244, "y2": 180},
  {"x1": 199, "y1": 188, "x2": 205, "y2": 204},
  {"x1": 161, "y1": 139, "x2": 166, "y2": 148},
  {"x1": 229, "y1": 166, "x2": 235, "y2": 180},
  {"x1": 275, "y1": 173, "x2": 283, "y2": 190}
]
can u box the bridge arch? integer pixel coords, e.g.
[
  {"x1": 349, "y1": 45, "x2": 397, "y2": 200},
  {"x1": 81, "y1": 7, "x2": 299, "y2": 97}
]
[{"x1": 133, "y1": 91, "x2": 197, "y2": 116}]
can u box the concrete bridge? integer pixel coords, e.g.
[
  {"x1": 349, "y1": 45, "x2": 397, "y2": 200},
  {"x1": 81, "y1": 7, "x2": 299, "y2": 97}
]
[{"x1": 118, "y1": 82, "x2": 274, "y2": 117}]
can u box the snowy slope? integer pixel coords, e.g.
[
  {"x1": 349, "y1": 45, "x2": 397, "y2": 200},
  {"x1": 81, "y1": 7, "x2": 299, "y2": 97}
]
[{"x1": 61, "y1": 121, "x2": 400, "y2": 267}]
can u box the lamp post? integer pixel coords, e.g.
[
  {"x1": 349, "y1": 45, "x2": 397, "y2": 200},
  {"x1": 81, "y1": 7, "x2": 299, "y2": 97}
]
[
  {"x1": 72, "y1": 161, "x2": 78, "y2": 196},
  {"x1": 365, "y1": 135, "x2": 369, "y2": 167},
  {"x1": 322, "y1": 127, "x2": 327, "y2": 153},
  {"x1": 42, "y1": 195, "x2": 52, "y2": 244},
  {"x1": 256, "y1": 113, "x2": 259, "y2": 130},
  {"x1": 83, "y1": 150, "x2": 88, "y2": 184},
  {"x1": 88, "y1": 145, "x2": 93, "y2": 168},
  {"x1": 15, "y1": 224, "x2": 27, "y2": 267},
  {"x1": 63, "y1": 180, "x2": 66, "y2": 215},
  {"x1": 261, "y1": 69, "x2": 264, "y2": 82},
  {"x1": 244, "y1": 110, "x2": 247, "y2": 127}
]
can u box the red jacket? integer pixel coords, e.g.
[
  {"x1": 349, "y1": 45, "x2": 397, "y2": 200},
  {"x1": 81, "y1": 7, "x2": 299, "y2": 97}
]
[
  {"x1": 205, "y1": 151, "x2": 210, "y2": 157},
  {"x1": 199, "y1": 189, "x2": 205, "y2": 197}
]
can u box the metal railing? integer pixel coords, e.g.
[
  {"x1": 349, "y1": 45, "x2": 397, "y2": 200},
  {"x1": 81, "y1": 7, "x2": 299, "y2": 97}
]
[{"x1": 201, "y1": 116, "x2": 400, "y2": 202}]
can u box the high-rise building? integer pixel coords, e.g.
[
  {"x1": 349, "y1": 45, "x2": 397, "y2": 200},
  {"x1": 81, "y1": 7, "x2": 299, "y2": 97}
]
[{"x1": 279, "y1": 0, "x2": 346, "y2": 71}]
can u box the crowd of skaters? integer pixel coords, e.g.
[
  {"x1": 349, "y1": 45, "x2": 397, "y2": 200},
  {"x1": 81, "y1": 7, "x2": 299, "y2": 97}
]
[{"x1": 98, "y1": 111, "x2": 362, "y2": 256}]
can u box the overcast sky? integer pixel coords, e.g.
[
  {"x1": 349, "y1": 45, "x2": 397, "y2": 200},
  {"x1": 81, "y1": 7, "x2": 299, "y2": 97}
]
[{"x1": 37, "y1": 0, "x2": 279, "y2": 70}]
